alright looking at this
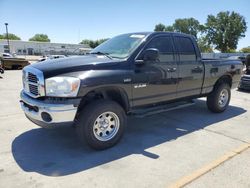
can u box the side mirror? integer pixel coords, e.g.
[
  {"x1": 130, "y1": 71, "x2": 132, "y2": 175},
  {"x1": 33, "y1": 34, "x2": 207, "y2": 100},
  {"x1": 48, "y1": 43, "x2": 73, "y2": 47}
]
[
  {"x1": 143, "y1": 48, "x2": 159, "y2": 61},
  {"x1": 135, "y1": 48, "x2": 159, "y2": 65}
]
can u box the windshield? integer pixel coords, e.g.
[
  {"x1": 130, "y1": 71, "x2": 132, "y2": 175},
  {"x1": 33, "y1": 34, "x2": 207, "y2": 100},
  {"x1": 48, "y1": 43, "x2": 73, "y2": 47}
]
[{"x1": 90, "y1": 33, "x2": 146, "y2": 59}]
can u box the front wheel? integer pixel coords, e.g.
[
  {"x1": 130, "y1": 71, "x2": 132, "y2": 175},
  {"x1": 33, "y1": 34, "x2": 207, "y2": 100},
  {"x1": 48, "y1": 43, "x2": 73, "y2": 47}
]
[
  {"x1": 76, "y1": 100, "x2": 126, "y2": 150},
  {"x1": 207, "y1": 83, "x2": 231, "y2": 113}
]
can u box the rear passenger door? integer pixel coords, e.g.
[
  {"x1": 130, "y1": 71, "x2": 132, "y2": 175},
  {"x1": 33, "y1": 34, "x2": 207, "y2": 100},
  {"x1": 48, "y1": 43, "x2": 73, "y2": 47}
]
[{"x1": 174, "y1": 36, "x2": 203, "y2": 98}]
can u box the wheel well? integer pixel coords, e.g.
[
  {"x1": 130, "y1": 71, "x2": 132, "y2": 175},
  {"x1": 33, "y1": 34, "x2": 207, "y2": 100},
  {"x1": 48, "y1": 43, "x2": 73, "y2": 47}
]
[
  {"x1": 214, "y1": 75, "x2": 232, "y2": 89},
  {"x1": 77, "y1": 87, "x2": 130, "y2": 113}
]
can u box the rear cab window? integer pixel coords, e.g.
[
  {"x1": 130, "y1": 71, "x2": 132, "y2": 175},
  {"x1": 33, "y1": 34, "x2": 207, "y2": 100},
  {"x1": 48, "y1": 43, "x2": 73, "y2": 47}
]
[{"x1": 174, "y1": 37, "x2": 197, "y2": 61}]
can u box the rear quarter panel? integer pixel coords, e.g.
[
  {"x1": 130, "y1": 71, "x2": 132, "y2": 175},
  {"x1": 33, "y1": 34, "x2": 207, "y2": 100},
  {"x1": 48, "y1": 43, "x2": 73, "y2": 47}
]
[{"x1": 201, "y1": 59, "x2": 243, "y2": 94}]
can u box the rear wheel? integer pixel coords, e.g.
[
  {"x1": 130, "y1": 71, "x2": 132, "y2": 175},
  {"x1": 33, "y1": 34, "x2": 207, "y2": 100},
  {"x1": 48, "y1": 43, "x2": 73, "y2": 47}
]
[
  {"x1": 207, "y1": 83, "x2": 231, "y2": 113},
  {"x1": 76, "y1": 100, "x2": 126, "y2": 150}
]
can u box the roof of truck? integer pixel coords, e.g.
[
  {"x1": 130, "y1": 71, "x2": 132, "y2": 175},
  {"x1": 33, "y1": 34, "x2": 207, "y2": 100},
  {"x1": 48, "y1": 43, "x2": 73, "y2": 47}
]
[{"x1": 127, "y1": 31, "x2": 194, "y2": 38}]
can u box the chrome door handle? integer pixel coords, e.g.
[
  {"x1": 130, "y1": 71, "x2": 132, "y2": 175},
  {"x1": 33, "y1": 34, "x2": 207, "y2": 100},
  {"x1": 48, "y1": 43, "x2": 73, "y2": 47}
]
[
  {"x1": 167, "y1": 68, "x2": 177, "y2": 72},
  {"x1": 192, "y1": 66, "x2": 203, "y2": 73}
]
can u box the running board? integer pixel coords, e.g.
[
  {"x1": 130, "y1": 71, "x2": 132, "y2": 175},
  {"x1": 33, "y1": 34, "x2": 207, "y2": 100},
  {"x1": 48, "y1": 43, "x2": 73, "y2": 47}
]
[{"x1": 130, "y1": 100, "x2": 195, "y2": 118}]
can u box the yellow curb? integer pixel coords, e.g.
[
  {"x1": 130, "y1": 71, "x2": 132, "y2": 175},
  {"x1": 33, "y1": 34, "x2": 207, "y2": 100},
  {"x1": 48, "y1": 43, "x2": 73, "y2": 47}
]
[
  {"x1": 168, "y1": 143, "x2": 250, "y2": 188},
  {"x1": 232, "y1": 143, "x2": 250, "y2": 154}
]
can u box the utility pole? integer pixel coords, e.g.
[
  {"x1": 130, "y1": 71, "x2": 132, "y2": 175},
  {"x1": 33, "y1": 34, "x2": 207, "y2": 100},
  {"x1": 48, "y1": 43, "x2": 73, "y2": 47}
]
[{"x1": 4, "y1": 23, "x2": 10, "y2": 53}]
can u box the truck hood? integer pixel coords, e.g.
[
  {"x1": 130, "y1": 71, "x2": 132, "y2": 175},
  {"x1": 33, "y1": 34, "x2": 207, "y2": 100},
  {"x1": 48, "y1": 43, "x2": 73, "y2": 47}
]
[{"x1": 31, "y1": 55, "x2": 123, "y2": 78}]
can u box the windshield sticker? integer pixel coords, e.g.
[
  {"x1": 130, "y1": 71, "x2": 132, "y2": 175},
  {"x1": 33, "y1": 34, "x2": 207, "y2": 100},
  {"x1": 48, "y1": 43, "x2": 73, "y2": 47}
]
[{"x1": 130, "y1": 34, "x2": 145, "y2": 38}]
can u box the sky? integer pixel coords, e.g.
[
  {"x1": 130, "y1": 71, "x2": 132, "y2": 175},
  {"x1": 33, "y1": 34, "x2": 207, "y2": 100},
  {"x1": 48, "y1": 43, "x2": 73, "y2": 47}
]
[{"x1": 0, "y1": 0, "x2": 249, "y2": 50}]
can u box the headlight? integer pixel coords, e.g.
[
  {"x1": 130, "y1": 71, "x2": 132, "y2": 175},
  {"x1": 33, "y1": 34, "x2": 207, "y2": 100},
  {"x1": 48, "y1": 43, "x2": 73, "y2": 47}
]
[{"x1": 45, "y1": 77, "x2": 80, "y2": 97}]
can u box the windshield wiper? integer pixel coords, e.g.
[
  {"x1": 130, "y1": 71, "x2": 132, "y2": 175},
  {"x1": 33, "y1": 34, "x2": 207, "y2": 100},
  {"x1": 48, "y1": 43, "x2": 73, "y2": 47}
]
[{"x1": 90, "y1": 51, "x2": 113, "y2": 59}]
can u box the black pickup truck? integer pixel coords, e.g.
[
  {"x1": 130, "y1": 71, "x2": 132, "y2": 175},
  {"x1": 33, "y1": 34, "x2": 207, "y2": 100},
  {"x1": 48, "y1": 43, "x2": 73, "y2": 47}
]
[{"x1": 20, "y1": 32, "x2": 243, "y2": 149}]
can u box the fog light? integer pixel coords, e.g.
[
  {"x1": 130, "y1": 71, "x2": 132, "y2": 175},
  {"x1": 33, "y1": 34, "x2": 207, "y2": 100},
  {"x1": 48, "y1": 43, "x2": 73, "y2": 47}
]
[{"x1": 41, "y1": 112, "x2": 52, "y2": 122}]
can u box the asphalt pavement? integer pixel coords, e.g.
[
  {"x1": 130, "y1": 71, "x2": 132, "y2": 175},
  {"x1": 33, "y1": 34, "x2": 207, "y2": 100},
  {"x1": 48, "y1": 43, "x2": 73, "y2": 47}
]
[{"x1": 0, "y1": 70, "x2": 250, "y2": 188}]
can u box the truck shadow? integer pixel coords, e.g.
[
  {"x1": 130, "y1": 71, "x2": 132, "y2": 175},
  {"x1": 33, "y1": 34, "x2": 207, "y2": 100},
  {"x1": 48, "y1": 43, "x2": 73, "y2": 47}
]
[{"x1": 12, "y1": 99, "x2": 246, "y2": 176}]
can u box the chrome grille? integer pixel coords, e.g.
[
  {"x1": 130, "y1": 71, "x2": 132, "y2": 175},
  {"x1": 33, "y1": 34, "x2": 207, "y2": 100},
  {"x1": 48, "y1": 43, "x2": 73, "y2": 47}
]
[
  {"x1": 28, "y1": 72, "x2": 38, "y2": 83},
  {"x1": 23, "y1": 67, "x2": 45, "y2": 98},
  {"x1": 27, "y1": 72, "x2": 39, "y2": 95},
  {"x1": 29, "y1": 84, "x2": 39, "y2": 96}
]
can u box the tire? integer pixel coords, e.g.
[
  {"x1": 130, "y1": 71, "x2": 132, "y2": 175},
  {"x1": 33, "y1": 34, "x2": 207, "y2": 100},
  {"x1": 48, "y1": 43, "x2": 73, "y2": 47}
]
[
  {"x1": 76, "y1": 99, "x2": 126, "y2": 150},
  {"x1": 207, "y1": 83, "x2": 231, "y2": 113}
]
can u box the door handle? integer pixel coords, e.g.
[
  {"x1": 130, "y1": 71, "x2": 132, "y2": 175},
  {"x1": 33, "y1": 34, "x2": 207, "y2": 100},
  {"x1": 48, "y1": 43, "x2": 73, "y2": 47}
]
[
  {"x1": 167, "y1": 68, "x2": 177, "y2": 72},
  {"x1": 192, "y1": 66, "x2": 203, "y2": 73}
]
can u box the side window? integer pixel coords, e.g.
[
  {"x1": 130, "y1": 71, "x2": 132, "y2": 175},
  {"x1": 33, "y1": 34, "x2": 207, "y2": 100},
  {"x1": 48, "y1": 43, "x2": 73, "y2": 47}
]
[
  {"x1": 175, "y1": 37, "x2": 196, "y2": 61},
  {"x1": 145, "y1": 36, "x2": 174, "y2": 62}
]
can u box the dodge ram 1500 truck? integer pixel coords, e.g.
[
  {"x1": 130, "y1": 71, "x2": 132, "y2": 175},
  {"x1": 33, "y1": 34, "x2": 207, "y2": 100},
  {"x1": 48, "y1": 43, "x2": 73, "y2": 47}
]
[{"x1": 20, "y1": 32, "x2": 243, "y2": 149}]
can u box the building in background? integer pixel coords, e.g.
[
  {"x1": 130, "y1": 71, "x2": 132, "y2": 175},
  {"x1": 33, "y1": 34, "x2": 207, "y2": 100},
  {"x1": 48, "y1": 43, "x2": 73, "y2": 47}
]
[{"x1": 0, "y1": 40, "x2": 92, "y2": 55}]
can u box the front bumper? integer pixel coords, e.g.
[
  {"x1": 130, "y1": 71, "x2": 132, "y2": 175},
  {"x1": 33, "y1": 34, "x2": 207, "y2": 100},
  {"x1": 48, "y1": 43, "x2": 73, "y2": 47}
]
[{"x1": 20, "y1": 90, "x2": 81, "y2": 128}]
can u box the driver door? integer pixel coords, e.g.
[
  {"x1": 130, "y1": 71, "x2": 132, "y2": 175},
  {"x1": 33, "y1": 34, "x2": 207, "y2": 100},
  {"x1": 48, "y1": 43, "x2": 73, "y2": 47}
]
[{"x1": 132, "y1": 35, "x2": 178, "y2": 106}]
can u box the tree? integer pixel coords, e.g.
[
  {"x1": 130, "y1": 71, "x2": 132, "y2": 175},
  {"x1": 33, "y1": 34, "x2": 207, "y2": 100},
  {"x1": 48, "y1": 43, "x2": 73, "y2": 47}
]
[
  {"x1": 80, "y1": 38, "x2": 109, "y2": 48},
  {"x1": 154, "y1": 23, "x2": 166, "y2": 31},
  {"x1": 0, "y1": 33, "x2": 21, "y2": 40},
  {"x1": 172, "y1": 18, "x2": 202, "y2": 38},
  {"x1": 197, "y1": 37, "x2": 213, "y2": 53},
  {"x1": 205, "y1": 11, "x2": 247, "y2": 52},
  {"x1": 164, "y1": 25, "x2": 175, "y2": 32},
  {"x1": 80, "y1": 39, "x2": 94, "y2": 48},
  {"x1": 240, "y1": 47, "x2": 250, "y2": 53},
  {"x1": 154, "y1": 18, "x2": 202, "y2": 38},
  {"x1": 29, "y1": 34, "x2": 50, "y2": 42}
]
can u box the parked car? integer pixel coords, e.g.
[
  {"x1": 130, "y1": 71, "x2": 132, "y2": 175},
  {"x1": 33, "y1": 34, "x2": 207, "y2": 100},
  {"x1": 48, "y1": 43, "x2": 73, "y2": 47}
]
[
  {"x1": 226, "y1": 55, "x2": 246, "y2": 65},
  {"x1": 238, "y1": 54, "x2": 250, "y2": 90},
  {"x1": 238, "y1": 75, "x2": 250, "y2": 90},
  {"x1": 0, "y1": 53, "x2": 30, "y2": 70},
  {"x1": 20, "y1": 32, "x2": 243, "y2": 150},
  {"x1": 1, "y1": 52, "x2": 14, "y2": 58}
]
